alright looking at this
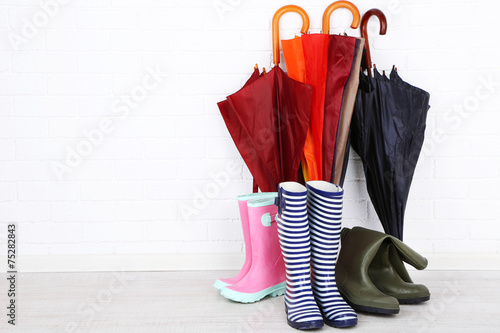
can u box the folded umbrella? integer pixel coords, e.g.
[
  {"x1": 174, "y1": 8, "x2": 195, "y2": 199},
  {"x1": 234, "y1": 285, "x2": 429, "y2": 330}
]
[
  {"x1": 301, "y1": 32, "x2": 329, "y2": 181},
  {"x1": 218, "y1": 66, "x2": 274, "y2": 192},
  {"x1": 282, "y1": 30, "x2": 329, "y2": 182},
  {"x1": 218, "y1": 5, "x2": 313, "y2": 192},
  {"x1": 350, "y1": 9, "x2": 431, "y2": 240}
]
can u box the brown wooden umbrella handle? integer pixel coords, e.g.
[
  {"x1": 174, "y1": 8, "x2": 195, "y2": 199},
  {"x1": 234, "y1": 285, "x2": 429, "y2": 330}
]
[
  {"x1": 272, "y1": 5, "x2": 310, "y2": 67},
  {"x1": 360, "y1": 9, "x2": 387, "y2": 76},
  {"x1": 322, "y1": 1, "x2": 361, "y2": 34}
]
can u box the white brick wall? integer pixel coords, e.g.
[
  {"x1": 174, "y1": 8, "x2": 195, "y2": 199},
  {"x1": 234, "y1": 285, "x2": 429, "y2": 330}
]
[{"x1": 0, "y1": 0, "x2": 498, "y2": 263}]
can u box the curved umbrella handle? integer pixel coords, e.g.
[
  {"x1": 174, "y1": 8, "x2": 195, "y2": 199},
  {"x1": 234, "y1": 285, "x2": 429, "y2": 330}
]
[
  {"x1": 322, "y1": 1, "x2": 361, "y2": 34},
  {"x1": 360, "y1": 8, "x2": 387, "y2": 76},
  {"x1": 272, "y1": 5, "x2": 310, "y2": 67}
]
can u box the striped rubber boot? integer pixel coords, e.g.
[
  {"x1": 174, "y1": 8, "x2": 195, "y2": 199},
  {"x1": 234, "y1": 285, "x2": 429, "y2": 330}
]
[
  {"x1": 275, "y1": 182, "x2": 324, "y2": 330},
  {"x1": 306, "y1": 181, "x2": 357, "y2": 328}
]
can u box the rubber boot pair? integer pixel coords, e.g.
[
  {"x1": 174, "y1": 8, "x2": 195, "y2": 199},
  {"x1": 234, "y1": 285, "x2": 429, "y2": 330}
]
[
  {"x1": 214, "y1": 192, "x2": 286, "y2": 303},
  {"x1": 275, "y1": 181, "x2": 357, "y2": 330},
  {"x1": 336, "y1": 226, "x2": 430, "y2": 315}
]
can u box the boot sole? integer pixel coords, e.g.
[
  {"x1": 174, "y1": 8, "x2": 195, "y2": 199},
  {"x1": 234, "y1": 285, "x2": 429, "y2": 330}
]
[
  {"x1": 398, "y1": 295, "x2": 430, "y2": 304},
  {"x1": 213, "y1": 279, "x2": 230, "y2": 291},
  {"x1": 340, "y1": 293, "x2": 399, "y2": 315},
  {"x1": 220, "y1": 282, "x2": 286, "y2": 303},
  {"x1": 287, "y1": 319, "x2": 324, "y2": 330},
  {"x1": 320, "y1": 309, "x2": 357, "y2": 328},
  {"x1": 324, "y1": 317, "x2": 357, "y2": 328},
  {"x1": 349, "y1": 303, "x2": 399, "y2": 315},
  {"x1": 285, "y1": 305, "x2": 324, "y2": 330}
]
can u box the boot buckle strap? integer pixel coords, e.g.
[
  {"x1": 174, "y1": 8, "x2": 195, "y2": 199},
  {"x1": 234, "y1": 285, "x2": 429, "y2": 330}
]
[
  {"x1": 261, "y1": 213, "x2": 276, "y2": 227},
  {"x1": 274, "y1": 192, "x2": 286, "y2": 215}
]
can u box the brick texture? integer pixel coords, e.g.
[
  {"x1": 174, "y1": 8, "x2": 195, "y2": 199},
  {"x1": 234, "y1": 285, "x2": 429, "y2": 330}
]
[{"x1": 0, "y1": 0, "x2": 498, "y2": 256}]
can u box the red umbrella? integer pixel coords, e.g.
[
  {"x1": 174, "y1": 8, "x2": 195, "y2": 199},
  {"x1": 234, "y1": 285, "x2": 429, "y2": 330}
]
[
  {"x1": 321, "y1": 1, "x2": 361, "y2": 183},
  {"x1": 218, "y1": 5, "x2": 313, "y2": 191},
  {"x1": 218, "y1": 66, "x2": 275, "y2": 192}
]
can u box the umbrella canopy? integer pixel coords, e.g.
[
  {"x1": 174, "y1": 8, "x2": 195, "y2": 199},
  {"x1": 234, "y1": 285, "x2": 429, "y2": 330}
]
[
  {"x1": 301, "y1": 33, "x2": 329, "y2": 181},
  {"x1": 218, "y1": 66, "x2": 275, "y2": 192},
  {"x1": 218, "y1": 5, "x2": 313, "y2": 192},
  {"x1": 281, "y1": 36, "x2": 306, "y2": 83},
  {"x1": 350, "y1": 9, "x2": 430, "y2": 240},
  {"x1": 281, "y1": 1, "x2": 362, "y2": 183},
  {"x1": 226, "y1": 66, "x2": 312, "y2": 190},
  {"x1": 282, "y1": 32, "x2": 330, "y2": 182}
]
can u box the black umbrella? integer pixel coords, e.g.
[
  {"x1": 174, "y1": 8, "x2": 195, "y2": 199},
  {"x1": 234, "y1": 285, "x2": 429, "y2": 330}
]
[{"x1": 349, "y1": 9, "x2": 430, "y2": 240}]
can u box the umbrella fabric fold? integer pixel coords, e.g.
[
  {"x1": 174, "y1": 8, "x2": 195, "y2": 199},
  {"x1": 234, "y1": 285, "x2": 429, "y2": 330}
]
[
  {"x1": 350, "y1": 68, "x2": 430, "y2": 240},
  {"x1": 300, "y1": 34, "x2": 330, "y2": 182},
  {"x1": 281, "y1": 36, "x2": 306, "y2": 83},
  {"x1": 218, "y1": 68, "x2": 276, "y2": 192},
  {"x1": 221, "y1": 66, "x2": 313, "y2": 191}
]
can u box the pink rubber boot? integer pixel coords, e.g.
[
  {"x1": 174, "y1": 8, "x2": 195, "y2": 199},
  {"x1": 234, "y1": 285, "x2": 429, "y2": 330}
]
[
  {"x1": 213, "y1": 192, "x2": 278, "y2": 290},
  {"x1": 220, "y1": 196, "x2": 286, "y2": 303}
]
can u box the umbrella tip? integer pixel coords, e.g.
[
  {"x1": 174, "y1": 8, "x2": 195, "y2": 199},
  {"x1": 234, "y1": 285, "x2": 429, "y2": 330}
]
[{"x1": 255, "y1": 63, "x2": 259, "y2": 70}]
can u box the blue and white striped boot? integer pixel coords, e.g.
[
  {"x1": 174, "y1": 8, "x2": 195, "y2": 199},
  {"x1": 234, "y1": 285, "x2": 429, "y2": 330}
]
[
  {"x1": 306, "y1": 181, "x2": 357, "y2": 328},
  {"x1": 275, "y1": 182, "x2": 324, "y2": 330}
]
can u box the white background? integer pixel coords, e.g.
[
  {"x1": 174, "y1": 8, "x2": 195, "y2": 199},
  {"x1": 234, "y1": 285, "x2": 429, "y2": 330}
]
[{"x1": 0, "y1": 0, "x2": 499, "y2": 270}]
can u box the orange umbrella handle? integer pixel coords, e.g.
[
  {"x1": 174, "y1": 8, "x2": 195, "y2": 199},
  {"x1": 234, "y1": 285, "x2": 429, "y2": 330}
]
[
  {"x1": 360, "y1": 9, "x2": 387, "y2": 76},
  {"x1": 272, "y1": 5, "x2": 310, "y2": 67},
  {"x1": 322, "y1": 1, "x2": 361, "y2": 34}
]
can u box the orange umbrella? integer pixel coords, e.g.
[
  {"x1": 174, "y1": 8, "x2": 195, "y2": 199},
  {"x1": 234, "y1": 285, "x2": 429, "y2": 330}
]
[
  {"x1": 273, "y1": 5, "x2": 309, "y2": 83},
  {"x1": 275, "y1": 6, "x2": 320, "y2": 181},
  {"x1": 282, "y1": 32, "x2": 329, "y2": 182}
]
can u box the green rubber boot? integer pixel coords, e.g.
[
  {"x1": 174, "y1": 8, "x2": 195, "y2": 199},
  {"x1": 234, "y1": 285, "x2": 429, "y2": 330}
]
[
  {"x1": 336, "y1": 227, "x2": 400, "y2": 314},
  {"x1": 369, "y1": 242, "x2": 430, "y2": 304},
  {"x1": 337, "y1": 227, "x2": 429, "y2": 314}
]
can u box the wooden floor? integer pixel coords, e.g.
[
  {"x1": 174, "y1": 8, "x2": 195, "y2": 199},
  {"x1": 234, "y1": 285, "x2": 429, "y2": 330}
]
[{"x1": 2, "y1": 270, "x2": 500, "y2": 332}]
